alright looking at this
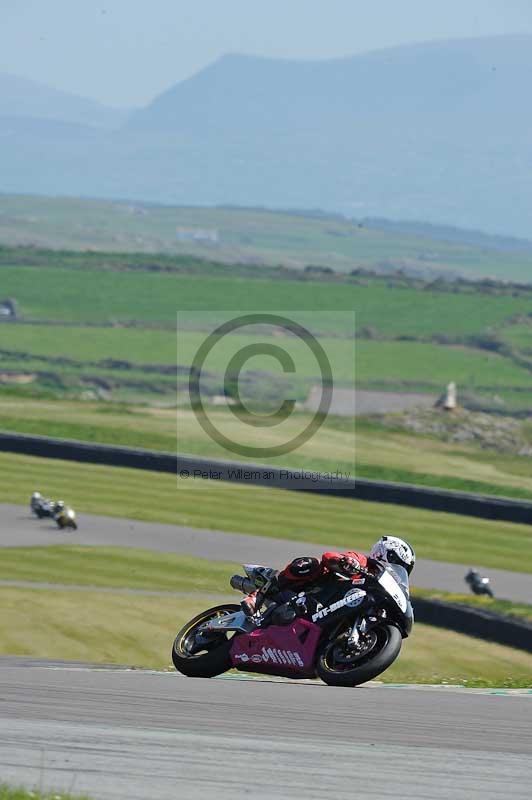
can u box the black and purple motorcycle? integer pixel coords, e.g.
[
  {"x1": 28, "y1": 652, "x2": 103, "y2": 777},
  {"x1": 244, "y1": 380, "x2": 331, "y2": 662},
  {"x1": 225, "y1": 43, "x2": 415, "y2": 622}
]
[{"x1": 172, "y1": 559, "x2": 413, "y2": 687}]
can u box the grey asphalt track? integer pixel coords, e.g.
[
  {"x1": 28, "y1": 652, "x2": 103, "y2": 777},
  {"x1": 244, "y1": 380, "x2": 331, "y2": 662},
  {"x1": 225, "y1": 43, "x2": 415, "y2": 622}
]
[
  {"x1": 1, "y1": 504, "x2": 531, "y2": 603},
  {"x1": 0, "y1": 658, "x2": 531, "y2": 800}
]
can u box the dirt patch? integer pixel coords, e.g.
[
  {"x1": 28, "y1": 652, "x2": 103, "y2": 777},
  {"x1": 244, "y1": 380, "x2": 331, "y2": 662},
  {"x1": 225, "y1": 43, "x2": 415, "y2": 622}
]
[
  {"x1": 0, "y1": 372, "x2": 36, "y2": 384},
  {"x1": 304, "y1": 386, "x2": 436, "y2": 416}
]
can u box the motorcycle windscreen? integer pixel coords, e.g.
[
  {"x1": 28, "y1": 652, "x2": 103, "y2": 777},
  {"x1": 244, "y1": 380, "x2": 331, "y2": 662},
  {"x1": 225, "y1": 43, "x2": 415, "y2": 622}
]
[
  {"x1": 385, "y1": 564, "x2": 410, "y2": 598},
  {"x1": 383, "y1": 564, "x2": 413, "y2": 633},
  {"x1": 378, "y1": 564, "x2": 410, "y2": 613}
]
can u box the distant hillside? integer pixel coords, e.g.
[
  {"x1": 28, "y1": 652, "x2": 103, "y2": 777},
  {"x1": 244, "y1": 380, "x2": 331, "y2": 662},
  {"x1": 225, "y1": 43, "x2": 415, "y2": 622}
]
[
  {"x1": 130, "y1": 36, "x2": 532, "y2": 134},
  {"x1": 362, "y1": 219, "x2": 532, "y2": 254},
  {"x1": 1, "y1": 36, "x2": 532, "y2": 237},
  {"x1": 0, "y1": 73, "x2": 129, "y2": 129},
  {"x1": 1, "y1": 194, "x2": 531, "y2": 282}
]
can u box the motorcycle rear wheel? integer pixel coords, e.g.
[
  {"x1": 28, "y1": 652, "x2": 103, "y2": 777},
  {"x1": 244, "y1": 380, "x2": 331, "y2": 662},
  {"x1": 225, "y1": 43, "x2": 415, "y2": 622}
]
[
  {"x1": 317, "y1": 623, "x2": 402, "y2": 687},
  {"x1": 172, "y1": 604, "x2": 240, "y2": 678}
]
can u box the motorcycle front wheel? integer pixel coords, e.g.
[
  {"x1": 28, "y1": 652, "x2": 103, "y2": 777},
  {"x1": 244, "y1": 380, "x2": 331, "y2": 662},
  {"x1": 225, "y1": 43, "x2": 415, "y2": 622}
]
[
  {"x1": 172, "y1": 604, "x2": 240, "y2": 678},
  {"x1": 317, "y1": 623, "x2": 402, "y2": 687}
]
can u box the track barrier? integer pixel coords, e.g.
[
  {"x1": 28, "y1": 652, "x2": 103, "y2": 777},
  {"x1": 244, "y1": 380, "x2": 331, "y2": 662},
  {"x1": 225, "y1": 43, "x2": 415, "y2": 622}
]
[
  {"x1": 2, "y1": 431, "x2": 532, "y2": 525},
  {"x1": 413, "y1": 597, "x2": 532, "y2": 653}
]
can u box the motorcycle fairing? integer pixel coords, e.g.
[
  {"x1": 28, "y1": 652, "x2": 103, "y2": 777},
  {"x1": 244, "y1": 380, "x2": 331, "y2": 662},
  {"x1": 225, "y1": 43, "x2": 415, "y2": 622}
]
[{"x1": 230, "y1": 618, "x2": 322, "y2": 678}]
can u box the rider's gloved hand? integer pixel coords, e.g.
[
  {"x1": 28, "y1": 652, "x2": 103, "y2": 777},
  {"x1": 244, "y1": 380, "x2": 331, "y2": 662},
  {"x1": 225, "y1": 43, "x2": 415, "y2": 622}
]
[
  {"x1": 241, "y1": 593, "x2": 258, "y2": 617},
  {"x1": 338, "y1": 555, "x2": 361, "y2": 576}
]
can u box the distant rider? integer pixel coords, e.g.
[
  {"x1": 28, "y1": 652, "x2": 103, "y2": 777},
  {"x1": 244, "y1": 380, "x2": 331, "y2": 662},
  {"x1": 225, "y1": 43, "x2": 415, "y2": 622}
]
[{"x1": 30, "y1": 492, "x2": 42, "y2": 514}]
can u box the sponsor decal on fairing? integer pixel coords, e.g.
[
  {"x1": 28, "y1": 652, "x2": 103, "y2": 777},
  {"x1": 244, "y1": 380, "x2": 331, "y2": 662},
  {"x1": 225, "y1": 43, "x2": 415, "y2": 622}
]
[
  {"x1": 311, "y1": 587, "x2": 366, "y2": 622},
  {"x1": 234, "y1": 648, "x2": 305, "y2": 667}
]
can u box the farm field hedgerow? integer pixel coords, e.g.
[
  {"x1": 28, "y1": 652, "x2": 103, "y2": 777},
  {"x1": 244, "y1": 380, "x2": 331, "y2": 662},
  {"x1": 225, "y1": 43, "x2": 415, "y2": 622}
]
[
  {"x1": 2, "y1": 323, "x2": 532, "y2": 390},
  {"x1": 500, "y1": 323, "x2": 532, "y2": 353}
]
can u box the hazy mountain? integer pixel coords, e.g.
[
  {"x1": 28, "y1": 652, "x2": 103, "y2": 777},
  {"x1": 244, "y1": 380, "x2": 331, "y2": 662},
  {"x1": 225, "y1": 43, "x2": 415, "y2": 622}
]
[
  {"x1": 0, "y1": 73, "x2": 130, "y2": 129},
  {"x1": 1, "y1": 36, "x2": 532, "y2": 238},
  {"x1": 129, "y1": 35, "x2": 532, "y2": 135}
]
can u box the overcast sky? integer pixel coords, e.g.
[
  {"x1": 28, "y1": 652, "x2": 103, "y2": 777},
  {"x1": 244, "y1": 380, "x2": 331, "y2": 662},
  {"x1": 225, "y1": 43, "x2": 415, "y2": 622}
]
[{"x1": 1, "y1": 0, "x2": 532, "y2": 107}]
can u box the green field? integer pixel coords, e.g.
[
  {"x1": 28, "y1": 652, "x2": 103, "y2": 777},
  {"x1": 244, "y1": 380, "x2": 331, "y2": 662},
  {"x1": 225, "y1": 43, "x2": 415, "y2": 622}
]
[
  {"x1": 1, "y1": 243, "x2": 531, "y2": 410},
  {"x1": 1, "y1": 264, "x2": 531, "y2": 334},
  {"x1": 1, "y1": 240, "x2": 531, "y2": 415},
  {"x1": 2, "y1": 194, "x2": 532, "y2": 281}
]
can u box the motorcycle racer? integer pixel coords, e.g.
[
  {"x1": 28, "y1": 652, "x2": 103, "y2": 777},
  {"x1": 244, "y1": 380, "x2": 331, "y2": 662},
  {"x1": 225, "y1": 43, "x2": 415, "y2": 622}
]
[
  {"x1": 30, "y1": 491, "x2": 42, "y2": 514},
  {"x1": 30, "y1": 492, "x2": 55, "y2": 518},
  {"x1": 241, "y1": 536, "x2": 415, "y2": 619}
]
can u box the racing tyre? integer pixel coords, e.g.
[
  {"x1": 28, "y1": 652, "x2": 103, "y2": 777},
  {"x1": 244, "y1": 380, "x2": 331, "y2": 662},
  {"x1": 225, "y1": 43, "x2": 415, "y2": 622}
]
[
  {"x1": 172, "y1": 604, "x2": 240, "y2": 678},
  {"x1": 317, "y1": 623, "x2": 402, "y2": 687}
]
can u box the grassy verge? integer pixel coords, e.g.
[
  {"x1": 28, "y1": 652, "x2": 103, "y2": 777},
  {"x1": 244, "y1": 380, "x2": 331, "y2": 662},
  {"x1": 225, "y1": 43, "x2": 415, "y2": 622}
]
[
  {"x1": 387, "y1": 623, "x2": 532, "y2": 688},
  {"x1": 0, "y1": 586, "x2": 530, "y2": 686},
  {"x1": 0, "y1": 546, "x2": 237, "y2": 593},
  {"x1": 0, "y1": 587, "x2": 223, "y2": 669},
  {"x1": 2, "y1": 452, "x2": 532, "y2": 572},
  {"x1": 0, "y1": 788, "x2": 90, "y2": 800},
  {"x1": 3, "y1": 548, "x2": 532, "y2": 632},
  {"x1": 413, "y1": 588, "x2": 532, "y2": 624},
  {"x1": 3, "y1": 545, "x2": 530, "y2": 626},
  {"x1": 0, "y1": 414, "x2": 177, "y2": 452},
  {"x1": 2, "y1": 398, "x2": 532, "y2": 501}
]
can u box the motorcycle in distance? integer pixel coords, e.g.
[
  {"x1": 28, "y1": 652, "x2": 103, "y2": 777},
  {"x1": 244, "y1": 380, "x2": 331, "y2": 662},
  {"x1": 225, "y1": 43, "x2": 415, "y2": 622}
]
[
  {"x1": 53, "y1": 501, "x2": 78, "y2": 531},
  {"x1": 30, "y1": 492, "x2": 55, "y2": 519},
  {"x1": 172, "y1": 558, "x2": 413, "y2": 686},
  {"x1": 465, "y1": 568, "x2": 494, "y2": 598}
]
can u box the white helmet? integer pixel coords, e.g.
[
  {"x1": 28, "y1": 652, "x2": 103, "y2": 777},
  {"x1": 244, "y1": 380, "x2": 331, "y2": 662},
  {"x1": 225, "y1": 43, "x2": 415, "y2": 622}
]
[
  {"x1": 370, "y1": 535, "x2": 416, "y2": 575},
  {"x1": 32, "y1": 491, "x2": 41, "y2": 499}
]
